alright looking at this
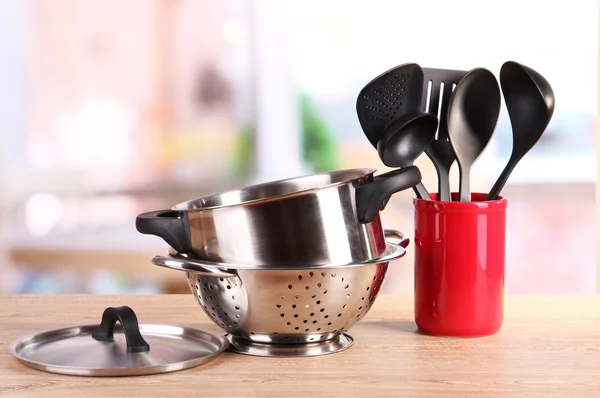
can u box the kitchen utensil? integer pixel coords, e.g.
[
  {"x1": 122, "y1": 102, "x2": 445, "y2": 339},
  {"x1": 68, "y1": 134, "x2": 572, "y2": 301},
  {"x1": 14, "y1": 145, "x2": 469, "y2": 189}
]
[
  {"x1": 486, "y1": 61, "x2": 555, "y2": 200},
  {"x1": 136, "y1": 166, "x2": 421, "y2": 266},
  {"x1": 356, "y1": 63, "x2": 424, "y2": 148},
  {"x1": 9, "y1": 306, "x2": 228, "y2": 376},
  {"x1": 414, "y1": 193, "x2": 507, "y2": 336},
  {"x1": 447, "y1": 68, "x2": 501, "y2": 202},
  {"x1": 421, "y1": 67, "x2": 468, "y2": 202},
  {"x1": 151, "y1": 234, "x2": 409, "y2": 357},
  {"x1": 376, "y1": 111, "x2": 438, "y2": 199},
  {"x1": 355, "y1": 63, "x2": 434, "y2": 199}
]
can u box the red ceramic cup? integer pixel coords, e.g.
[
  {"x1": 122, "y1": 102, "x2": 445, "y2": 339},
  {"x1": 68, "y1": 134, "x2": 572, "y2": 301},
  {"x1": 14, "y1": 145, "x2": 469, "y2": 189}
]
[{"x1": 414, "y1": 192, "x2": 507, "y2": 337}]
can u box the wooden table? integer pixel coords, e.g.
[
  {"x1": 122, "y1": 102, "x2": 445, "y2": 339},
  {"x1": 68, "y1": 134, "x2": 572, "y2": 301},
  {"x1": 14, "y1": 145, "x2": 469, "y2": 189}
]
[{"x1": 1, "y1": 295, "x2": 599, "y2": 397}]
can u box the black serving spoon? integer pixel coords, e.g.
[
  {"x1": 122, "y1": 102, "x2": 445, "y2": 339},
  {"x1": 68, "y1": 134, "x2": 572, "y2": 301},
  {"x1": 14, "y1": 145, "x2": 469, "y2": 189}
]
[
  {"x1": 486, "y1": 61, "x2": 555, "y2": 200},
  {"x1": 376, "y1": 111, "x2": 438, "y2": 199},
  {"x1": 447, "y1": 68, "x2": 501, "y2": 202}
]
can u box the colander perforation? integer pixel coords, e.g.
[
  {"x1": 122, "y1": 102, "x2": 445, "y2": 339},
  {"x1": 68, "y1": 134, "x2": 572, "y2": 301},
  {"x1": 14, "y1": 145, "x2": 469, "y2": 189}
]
[{"x1": 186, "y1": 262, "x2": 391, "y2": 345}]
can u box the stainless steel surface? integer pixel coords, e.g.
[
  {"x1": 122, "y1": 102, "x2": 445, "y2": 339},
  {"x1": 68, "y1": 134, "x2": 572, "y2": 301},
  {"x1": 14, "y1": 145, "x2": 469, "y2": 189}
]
[
  {"x1": 225, "y1": 333, "x2": 354, "y2": 357},
  {"x1": 173, "y1": 168, "x2": 391, "y2": 265},
  {"x1": 157, "y1": 229, "x2": 408, "y2": 272},
  {"x1": 152, "y1": 236, "x2": 407, "y2": 345},
  {"x1": 9, "y1": 323, "x2": 228, "y2": 376},
  {"x1": 156, "y1": 255, "x2": 238, "y2": 277},
  {"x1": 175, "y1": 169, "x2": 375, "y2": 210}
]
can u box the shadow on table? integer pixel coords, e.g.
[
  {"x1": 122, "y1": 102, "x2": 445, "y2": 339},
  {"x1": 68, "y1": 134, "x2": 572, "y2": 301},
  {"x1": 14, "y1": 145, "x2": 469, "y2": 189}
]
[{"x1": 357, "y1": 320, "x2": 422, "y2": 335}]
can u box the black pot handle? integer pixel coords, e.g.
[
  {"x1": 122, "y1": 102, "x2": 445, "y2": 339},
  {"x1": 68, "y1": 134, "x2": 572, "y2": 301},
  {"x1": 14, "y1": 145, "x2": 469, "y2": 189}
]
[
  {"x1": 356, "y1": 166, "x2": 422, "y2": 223},
  {"x1": 136, "y1": 210, "x2": 190, "y2": 254},
  {"x1": 91, "y1": 306, "x2": 150, "y2": 353}
]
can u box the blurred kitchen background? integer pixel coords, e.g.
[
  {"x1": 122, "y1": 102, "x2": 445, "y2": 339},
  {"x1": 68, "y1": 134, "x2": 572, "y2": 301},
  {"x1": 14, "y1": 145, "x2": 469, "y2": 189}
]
[{"x1": 0, "y1": 0, "x2": 596, "y2": 294}]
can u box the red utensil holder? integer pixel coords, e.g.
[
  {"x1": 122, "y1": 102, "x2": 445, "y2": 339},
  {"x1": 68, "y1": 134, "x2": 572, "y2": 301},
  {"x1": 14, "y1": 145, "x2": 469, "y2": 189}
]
[{"x1": 414, "y1": 192, "x2": 507, "y2": 337}]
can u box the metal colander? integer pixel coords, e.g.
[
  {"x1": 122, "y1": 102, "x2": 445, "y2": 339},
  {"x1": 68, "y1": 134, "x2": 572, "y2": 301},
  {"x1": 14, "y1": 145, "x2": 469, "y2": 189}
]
[{"x1": 152, "y1": 235, "x2": 407, "y2": 345}]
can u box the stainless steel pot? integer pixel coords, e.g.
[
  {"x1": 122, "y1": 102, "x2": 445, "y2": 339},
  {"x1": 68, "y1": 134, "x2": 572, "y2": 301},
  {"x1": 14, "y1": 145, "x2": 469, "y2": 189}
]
[{"x1": 136, "y1": 166, "x2": 420, "y2": 266}]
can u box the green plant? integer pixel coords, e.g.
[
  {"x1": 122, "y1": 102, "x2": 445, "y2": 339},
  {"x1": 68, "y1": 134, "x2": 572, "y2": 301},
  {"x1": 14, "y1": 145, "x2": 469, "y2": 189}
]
[
  {"x1": 300, "y1": 92, "x2": 338, "y2": 173},
  {"x1": 228, "y1": 91, "x2": 339, "y2": 180}
]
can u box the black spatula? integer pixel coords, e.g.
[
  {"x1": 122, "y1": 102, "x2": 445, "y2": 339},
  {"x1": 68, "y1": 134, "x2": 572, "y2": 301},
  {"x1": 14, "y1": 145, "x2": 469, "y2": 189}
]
[
  {"x1": 421, "y1": 67, "x2": 467, "y2": 201},
  {"x1": 356, "y1": 63, "x2": 425, "y2": 148},
  {"x1": 356, "y1": 63, "x2": 435, "y2": 199}
]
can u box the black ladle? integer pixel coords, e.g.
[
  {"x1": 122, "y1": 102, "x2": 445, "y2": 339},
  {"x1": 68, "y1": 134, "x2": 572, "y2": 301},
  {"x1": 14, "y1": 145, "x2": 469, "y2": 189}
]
[
  {"x1": 486, "y1": 61, "x2": 555, "y2": 200},
  {"x1": 447, "y1": 68, "x2": 501, "y2": 202},
  {"x1": 376, "y1": 111, "x2": 438, "y2": 199}
]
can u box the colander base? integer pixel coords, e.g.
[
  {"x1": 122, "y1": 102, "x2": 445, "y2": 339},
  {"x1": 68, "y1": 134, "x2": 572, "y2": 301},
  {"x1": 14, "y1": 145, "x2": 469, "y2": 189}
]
[{"x1": 225, "y1": 333, "x2": 354, "y2": 357}]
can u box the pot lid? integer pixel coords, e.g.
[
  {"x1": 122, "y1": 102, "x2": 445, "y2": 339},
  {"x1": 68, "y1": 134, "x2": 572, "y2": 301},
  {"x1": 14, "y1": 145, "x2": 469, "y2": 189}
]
[{"x1": 9, "y1": 306, "x2": 228, "y2": 376}]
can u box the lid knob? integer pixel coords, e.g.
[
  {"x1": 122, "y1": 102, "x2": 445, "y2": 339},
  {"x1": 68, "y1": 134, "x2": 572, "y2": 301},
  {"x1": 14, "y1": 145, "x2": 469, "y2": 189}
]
[{"x1": 91, "y1": 306, "x2": 150, "y2": 353}]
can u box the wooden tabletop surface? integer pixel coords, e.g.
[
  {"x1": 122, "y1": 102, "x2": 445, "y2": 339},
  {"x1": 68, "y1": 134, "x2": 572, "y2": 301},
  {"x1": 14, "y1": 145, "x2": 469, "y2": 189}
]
[{"x1": 1, "y1": 294, "x2": 599, "y2": 397}]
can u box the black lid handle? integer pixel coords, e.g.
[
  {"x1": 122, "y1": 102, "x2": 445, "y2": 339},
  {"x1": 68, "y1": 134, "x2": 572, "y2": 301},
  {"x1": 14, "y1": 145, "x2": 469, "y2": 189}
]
[{"x1": 92, "y1": 306, "x2": 150, "y2": 353}]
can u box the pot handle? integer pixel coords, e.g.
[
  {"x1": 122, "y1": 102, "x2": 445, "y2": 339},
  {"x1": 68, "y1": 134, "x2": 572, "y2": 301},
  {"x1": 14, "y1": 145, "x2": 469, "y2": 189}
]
[
  {"x1": 136, "y1": 210, "x2": 190, "y2": 254},
  {"x1": 152, "y1": 255, "x2": 237, "y2": 279},
  {"x1": 356, "y1": 166, "x2": 422, "y2": 223},
  {"x1": 384, "y1": 229, "x2": 410, "y2": 248}
]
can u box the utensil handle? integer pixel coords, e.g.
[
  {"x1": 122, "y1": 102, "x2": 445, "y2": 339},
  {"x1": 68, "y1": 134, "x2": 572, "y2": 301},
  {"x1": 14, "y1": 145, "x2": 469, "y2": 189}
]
[
  {"x1": 136, "y1": 210, "x2": 190, "y2": 254},
  {"x1": 413, "y1": 183, "x2": 432, "y2": 200},
  {"x1": 152, "y1": 255, "x2": 237, "y2": 279},
  {"x1": 356, "y1": 166, "x2": 422, "y2": 223},
  {"x1": 384, "y1": 229, "x2": 410, "y2": 248},
  {"x1": 486, "y1": 157, "x2": 517, "y2": 200},
  {"x1": 458, "y1": 165, "x2": 471, "y2": 202},
  {"x1": 437, "y1": 171, "x2": 452, "y2": 202},
  {"x1": 91, "y1": 306, "x2": 150, "y2": 353}
]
